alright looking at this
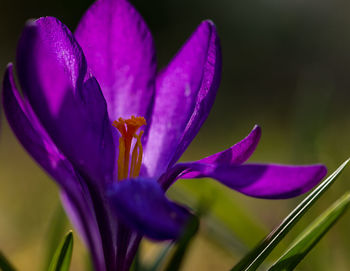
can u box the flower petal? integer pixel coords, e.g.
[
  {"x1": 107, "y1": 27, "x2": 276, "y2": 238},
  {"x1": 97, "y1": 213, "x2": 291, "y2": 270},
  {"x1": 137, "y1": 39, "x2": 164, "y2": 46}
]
[
  {"x1": 143, "y1": 20, "x2": 222, "y2": 178},
  {"x1": 107, "y1": 178, "x2": 192, "y2": 240},
  {"x1": 16, "y1": 17, "x2": 115, "y2": 184},
  {"x1": 181, "y1": 125, "x2": 261, "y2": 179},
  {"x1": 178, "y1": 163, "x2": 327, "y2": 199},
  {"x1": 60, "y1": 192, "x2": 106, "y2": 271},
  {"x1": 75, "y1": 0, "x2": 156, "y2": 121},
  {"x1": 2, "y1": 64, "x2": 105, "y2": 271}
]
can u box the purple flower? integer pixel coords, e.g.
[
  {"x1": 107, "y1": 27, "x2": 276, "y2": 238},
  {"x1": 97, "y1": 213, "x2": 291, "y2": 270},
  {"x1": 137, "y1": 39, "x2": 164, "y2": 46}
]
[{"x1": 2, "y1": 0, "x2": 326, "y2": 270}]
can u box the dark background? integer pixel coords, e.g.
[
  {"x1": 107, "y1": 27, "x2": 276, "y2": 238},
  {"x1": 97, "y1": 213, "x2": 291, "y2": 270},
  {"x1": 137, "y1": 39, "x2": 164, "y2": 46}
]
[{"x1": 0, "y1": 0, "x2": 349, "y2": 270}]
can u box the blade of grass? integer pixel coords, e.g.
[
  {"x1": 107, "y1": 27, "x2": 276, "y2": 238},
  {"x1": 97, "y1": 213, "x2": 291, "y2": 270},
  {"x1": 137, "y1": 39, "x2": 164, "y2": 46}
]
[
  {"x1": 43, "y1": 203, "x2": 68, "y2": 270},
  {"x1": 163, "y1": 215, "x2": 199, "y2": 271},
  {"x1": 171, "y1": 178, "x2": 268, "y2": 248},
  {"x1": 268, "y1": 192, "x2": 350, "y2": 271},
  {"x1": 231, "y1": 159, "x2": 349, "y2": 271},
  {"x1": 85, "y1": 252, "x2": 94, "y2": 271},
  {"x1": 48, "y1": 231, "x2": 74, "y2": 271},
  {"x1": 0, "y1": 251, "x2": 16, "y2": 271},
  {"x1": 162, "y1": 196, "x2": 211, "y2": 271},
  {"x1": 147, "y1": 243, "x2": 172, "y2": 271},
  {"x1": 130, "y1": 244, "x2": 143, "y2": 271}
]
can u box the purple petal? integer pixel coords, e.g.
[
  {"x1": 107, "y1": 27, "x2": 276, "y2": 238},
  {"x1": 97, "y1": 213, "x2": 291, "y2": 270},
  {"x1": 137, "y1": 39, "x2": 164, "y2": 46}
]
[
  {"x1": 178, "y1": 163, "x2": 327, "y2": 199},
  {"x1": 16, "y1": 17, "x2": 115, "y2": 184},
  {"x1": 60, "y1": 192, "x2": 106, "y2": 271},
  {"x1": 143, "y1": 20, "x2": 222, "y2": 178},
  {"x1": 181, "y1": 125, "x2": 261, "y2": 179},
  {"x1": 4, "y1": 64, "x2": 75, "y2": 192},
  {"x1": 2, "y1": 64, "x2": 105, "y2": 271},
  {"x1": 75, "y1": 0, "x2": 156, "y2": 121},
  {"x1": 107, "y1": 178, "x2": 192, "y2": 240}
]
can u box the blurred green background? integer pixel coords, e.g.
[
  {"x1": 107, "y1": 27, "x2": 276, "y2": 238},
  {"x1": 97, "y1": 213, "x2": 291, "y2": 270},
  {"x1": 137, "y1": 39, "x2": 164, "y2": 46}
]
[{"x1": 0, "y1": 0, "x2": 350, "y2": 270}]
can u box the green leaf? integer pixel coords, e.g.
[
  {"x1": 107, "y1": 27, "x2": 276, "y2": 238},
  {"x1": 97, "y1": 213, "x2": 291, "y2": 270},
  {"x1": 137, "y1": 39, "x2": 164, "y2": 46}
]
[
  {"x1": 48, "y1": 231, "x2": 74, "y2": 271},
  {"x1": 85, "y1": 251, "x2": 94, "y2": 271},
  {"x1": 0, "y1": 251, "x2": 16, "y2": 271},
  {"x1": 171, "y1": 178, "x2": 268, "y2": 248},
  {"x1": 231, "y1": 158, "x2": 349, "y2": 271},
  {"x1": 43, "y1": 203, "x2": 68, "y2": 270},
  {"x1": 163, "y1": 215, "x2": 200, "y2": 271},
  {"x1": 269, "y1": 192, "x2": 350, "y2": 271},
  {"x1": 130, "y1": 244, "x2": 143, "y2": 271},
  {"x1": 147, "y1": 244, "x2": 172, "y2": 271}
]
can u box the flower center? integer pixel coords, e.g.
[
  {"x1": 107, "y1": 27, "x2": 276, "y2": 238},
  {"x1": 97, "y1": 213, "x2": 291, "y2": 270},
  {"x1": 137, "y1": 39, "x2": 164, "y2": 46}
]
[{"x1": 112, "y1": 116, "x2": 146, "y2": 181}]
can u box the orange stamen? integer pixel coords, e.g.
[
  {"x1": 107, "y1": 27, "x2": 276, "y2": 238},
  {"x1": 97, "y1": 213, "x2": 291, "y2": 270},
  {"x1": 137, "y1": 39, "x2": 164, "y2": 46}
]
[{"x1": 112, "y1": 116, "x2": 146, "y2": 181}]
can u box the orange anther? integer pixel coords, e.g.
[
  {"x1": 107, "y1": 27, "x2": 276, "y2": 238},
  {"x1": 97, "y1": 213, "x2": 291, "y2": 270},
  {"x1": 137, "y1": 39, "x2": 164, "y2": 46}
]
[{"x1": 113, "y1": 116, "x2": 146, "y2": 181}]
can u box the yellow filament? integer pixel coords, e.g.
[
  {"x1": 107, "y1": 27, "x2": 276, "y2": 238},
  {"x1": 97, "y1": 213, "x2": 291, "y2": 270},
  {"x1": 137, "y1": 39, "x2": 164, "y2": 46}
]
[
  {"x1": 113, "y1": 116, "x2": 146, "y2": 181},
  {"x1": 130, "y1": 141, "x2": 138, "y2": 178},
  {"x1": 129, "y1": 131, "x2": 144, "y2": 178},
  {"x1": 123, "y1": 145, "x2": 131, "y2": 180},
  {"x1": 133, "y1": 131, "x2": 143, "y2": 178},
  {"x1": 117, "y1": 137, "x2": 126, "y2": 180}
]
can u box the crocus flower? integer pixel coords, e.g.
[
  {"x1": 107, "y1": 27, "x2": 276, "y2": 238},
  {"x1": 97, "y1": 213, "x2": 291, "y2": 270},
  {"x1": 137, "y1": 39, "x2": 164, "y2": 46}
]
[{"x1": 2, "y1": 0, "x2": 327, "y2": 270}]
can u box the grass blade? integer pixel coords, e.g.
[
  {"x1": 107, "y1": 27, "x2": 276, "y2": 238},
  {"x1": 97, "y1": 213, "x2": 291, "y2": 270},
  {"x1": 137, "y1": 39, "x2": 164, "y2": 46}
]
[
  {"x1": 147, "y1": 244, "x2": 172, "y2": 271},
  {"x1": 43, "y1": 203, "x2": 68, "y2": 270},
  {"x1": 231, "y1": 159, "x2": 349, "y2": 271},
  {"x1": 268, "y1": 192, "x2": 350, "y2": 271},
  {"x1": 0, "y1": 251, "x2": 16, "y2": 271},
  {"x1": 130, "y1": 245, "x2": 143, "y2": 271},
  {"x1": 163, "y1": 215, "x2": 200, "y2": 271},
  {"x1": 48, "y1": 231, "x2": 74, "y2": 271}
]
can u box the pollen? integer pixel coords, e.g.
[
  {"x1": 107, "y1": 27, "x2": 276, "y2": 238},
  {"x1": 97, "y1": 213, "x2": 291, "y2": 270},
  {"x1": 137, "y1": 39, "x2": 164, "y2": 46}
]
[{"x1": 112, "y1": 116, "x2": 146, "y2": 181}]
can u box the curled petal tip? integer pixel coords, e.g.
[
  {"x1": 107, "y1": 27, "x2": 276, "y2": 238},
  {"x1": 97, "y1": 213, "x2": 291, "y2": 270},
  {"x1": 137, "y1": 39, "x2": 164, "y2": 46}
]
[
  {"x1": 202, "y1": 19, "x2": 216, "y2": 27},
  {"x1": 5, "y1": 62, "x2": 13, "y2": 70},
  {"x1": 318, "y1": 164, "x2": 328, "y2": 178},
  {"x1": 24, "y1": 18, "x2": 36, "y2": 26},
  {"x1": 253, "y1": 124, "x2": 261, "y2": 130},
  {"x1": 252, "y1": 124, "x2": 262, "y2": 137}
]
